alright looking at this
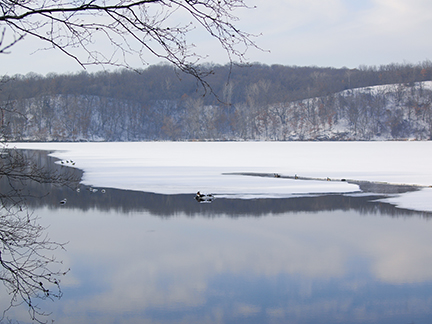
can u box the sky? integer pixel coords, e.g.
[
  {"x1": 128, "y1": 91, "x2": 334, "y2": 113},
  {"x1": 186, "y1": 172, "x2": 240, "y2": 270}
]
[{"x1": 1, "y1": 0, "x2": 432, "y2": 76}]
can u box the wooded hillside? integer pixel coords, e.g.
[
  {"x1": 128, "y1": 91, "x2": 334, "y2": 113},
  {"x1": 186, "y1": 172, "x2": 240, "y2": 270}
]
[{"x1": 1, "y1": 61, "x2": 432, "y2": 141}]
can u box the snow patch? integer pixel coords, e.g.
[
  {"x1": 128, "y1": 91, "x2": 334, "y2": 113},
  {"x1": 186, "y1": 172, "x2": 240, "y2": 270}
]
[
  {"x1": 378, "y1": 188, "x2": 432, "y2": 212},
  {"x1": 11, "y1": 141, "x2": 432, "y2": 212}
]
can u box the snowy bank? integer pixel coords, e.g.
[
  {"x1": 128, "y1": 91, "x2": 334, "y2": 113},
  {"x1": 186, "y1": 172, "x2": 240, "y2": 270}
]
[
  {"x1": 9, "y1": 141, "x2": 432, "y2": 212},
  {"x1": 378, "y1": 188, "x2": 432, "y2": 213}
]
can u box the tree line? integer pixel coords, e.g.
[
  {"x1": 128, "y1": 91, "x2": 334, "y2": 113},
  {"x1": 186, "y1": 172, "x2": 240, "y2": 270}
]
[{"x1": 1, "y1": 61, "x2": 432, "y2": 141}]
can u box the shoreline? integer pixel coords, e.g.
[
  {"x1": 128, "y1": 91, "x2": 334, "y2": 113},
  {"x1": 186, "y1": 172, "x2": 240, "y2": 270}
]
[
  {"x1": 8, "y1": 142, "x2": 432, "y2": 213},
  {"x1": 225, "y1": 172, "x2": 423, "y2": 194}
]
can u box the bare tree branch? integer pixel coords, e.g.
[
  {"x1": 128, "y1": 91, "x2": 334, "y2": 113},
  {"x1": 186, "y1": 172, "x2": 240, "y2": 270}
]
[
  {"x1": 0, "y1": 0, "x2": 260, "y2": 91},
  {"x1": 0, "y1": 146, "x2": 79, "y2": 323}
]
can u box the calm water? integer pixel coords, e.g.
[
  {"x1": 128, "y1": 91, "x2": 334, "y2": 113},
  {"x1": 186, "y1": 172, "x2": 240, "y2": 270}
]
[{"x1": 2, "y1": 151, "x2": 432, "y2": 323}]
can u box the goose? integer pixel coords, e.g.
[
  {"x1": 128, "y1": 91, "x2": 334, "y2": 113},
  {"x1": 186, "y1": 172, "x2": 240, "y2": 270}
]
[{"x1": 195, "y1": 191, "x2": 214, "y2": 202}]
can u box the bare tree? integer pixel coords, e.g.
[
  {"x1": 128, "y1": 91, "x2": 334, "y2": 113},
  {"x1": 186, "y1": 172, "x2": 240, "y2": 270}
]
[
  {"x1": 0, "y1": 206, "x2": 67, "y2": 323},
  {"x1": 0, "y1": 0, "x2": 258, "y2": 87},
  {"x1": 0, "y1": 147, "x2": 79, "y2": 322}
]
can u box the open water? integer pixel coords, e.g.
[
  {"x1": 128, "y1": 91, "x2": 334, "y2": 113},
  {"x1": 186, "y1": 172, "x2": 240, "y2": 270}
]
[{"x1": 1, "y1": 150, "x2": 432, "y2": 324}]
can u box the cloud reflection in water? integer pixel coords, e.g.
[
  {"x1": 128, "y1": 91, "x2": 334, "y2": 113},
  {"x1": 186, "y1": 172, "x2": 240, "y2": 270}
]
[{"x1": 30, "y1": 202, "x2": 432, "y2": 324}]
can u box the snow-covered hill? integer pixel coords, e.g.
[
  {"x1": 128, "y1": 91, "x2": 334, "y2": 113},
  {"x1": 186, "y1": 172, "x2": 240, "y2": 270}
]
[
  {"x1": 268, "y1": 81, "x2": 432, "y2": 141},
  {"x1": 2, "y1": 81, "x2": 432, "y2": 141}
]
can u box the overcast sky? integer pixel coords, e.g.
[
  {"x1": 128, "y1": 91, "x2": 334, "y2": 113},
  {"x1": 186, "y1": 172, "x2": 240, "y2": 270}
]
[{"x1": 1, "y1": 0, "x2": 432, "y2": 76}]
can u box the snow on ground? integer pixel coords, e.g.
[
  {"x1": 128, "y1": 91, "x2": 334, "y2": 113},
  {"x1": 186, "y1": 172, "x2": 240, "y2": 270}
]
[
  {"x1": 379, "y1": 188, "x2": 432, "y2": 212},
  {"x1": 341, "y1": 80, "x2": 432, "y2": 96},
  {"x1": 10, "y1": 141, "x2": 432, "y2": 212}
]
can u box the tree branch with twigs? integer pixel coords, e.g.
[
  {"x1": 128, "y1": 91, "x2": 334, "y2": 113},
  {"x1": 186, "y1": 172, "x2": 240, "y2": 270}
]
[
  {"x1": 1, "y1": 0, "x2": 259, "y2": 91},
  {"x1": 0, "y1": 145, "x2": 80, "y2": 323}
]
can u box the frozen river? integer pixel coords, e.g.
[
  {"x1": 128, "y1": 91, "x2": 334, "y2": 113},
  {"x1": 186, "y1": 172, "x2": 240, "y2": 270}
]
[
  {"x1": 12, "y1": 141, "x2": 432, "y2": 212},
  {"x1": 2, "y1": 142, "x2": 432, "y2": 323}
]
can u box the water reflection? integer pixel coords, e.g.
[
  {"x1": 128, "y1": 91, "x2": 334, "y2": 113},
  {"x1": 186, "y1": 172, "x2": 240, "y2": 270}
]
[
  {"x1": 10, "y1": 149, "x2": 432, "y2": 219},
  {"x1": 33, "y1": 206, "x2": 432, "y2": 324},
  {"x1": 0, "y1": 149, "x2": 79, "y2": 323},
  {"x1": 2, "y1": 149, "x2": 432, "y2": 324},
  {"x1": 25, "y1": 184, "x2": 432, "y2": 219}
]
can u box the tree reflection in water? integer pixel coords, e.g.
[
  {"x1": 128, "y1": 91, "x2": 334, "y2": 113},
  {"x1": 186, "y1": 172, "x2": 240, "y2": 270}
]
[
  {"x1": 0, "y1": 147, "x2": 430, "y2": 323},
  {"x1": 25, "y1": 182, "x2": 431, "y2": 220},
  {"x1": 0, "y1": 147, "x2": 81, "y2": 322}
]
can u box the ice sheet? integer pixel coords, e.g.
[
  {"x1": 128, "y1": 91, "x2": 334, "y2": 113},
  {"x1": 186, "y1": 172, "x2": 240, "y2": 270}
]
[{"x1": 10, "y1": 141, "x2": 432, "y2": 212}]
